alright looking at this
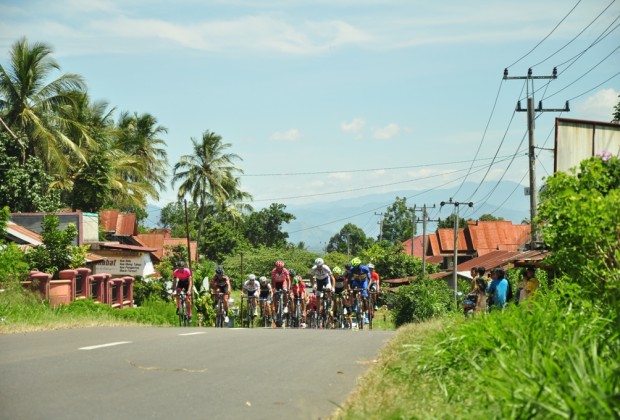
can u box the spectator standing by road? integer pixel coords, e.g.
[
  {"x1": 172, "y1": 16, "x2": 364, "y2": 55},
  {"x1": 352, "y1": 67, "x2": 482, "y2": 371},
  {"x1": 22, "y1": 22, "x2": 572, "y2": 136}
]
[{"x1": 486, "y1": 268, "x2": 509, "y2": 310}]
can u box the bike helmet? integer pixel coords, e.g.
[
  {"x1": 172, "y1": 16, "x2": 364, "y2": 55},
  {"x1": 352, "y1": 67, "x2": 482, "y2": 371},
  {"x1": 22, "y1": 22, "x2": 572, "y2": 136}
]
[
  {"x1": 177, "y1": 261, "x2": 186, "y2": 268},
  {"x1": 259, "y1": 276, "x2": 268, "y2": 283},
  {"x1": 275, "y1": 260, "x2": 285, "y2": 268},
  {"x1": 350, "y1": 257, "x2": 361, "y2": 267},
  {"x1": 215, "y1": 265, "x2": 225, "y2": 275},
  {"x1": 332, "y1": 266, "x2": 342, "y2": 275},
  {"x1": 248, "y1": 274, "x2": 256, "y2": 281},
  {"x1": 315, "y1": 258, "x2": 324, "y2": 266},
  {"x1": 288, "y1": 269, "x2": 296, "y2": 276},
  {"x1": 368, "y1": 263, "x2": 375, "y2": 269}
]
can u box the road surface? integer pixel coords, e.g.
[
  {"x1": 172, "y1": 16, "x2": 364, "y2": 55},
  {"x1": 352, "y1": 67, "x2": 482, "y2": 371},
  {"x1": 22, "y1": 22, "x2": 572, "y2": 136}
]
[{"x1": 0, "y1": 326, "x2": 394, "y2": 419}]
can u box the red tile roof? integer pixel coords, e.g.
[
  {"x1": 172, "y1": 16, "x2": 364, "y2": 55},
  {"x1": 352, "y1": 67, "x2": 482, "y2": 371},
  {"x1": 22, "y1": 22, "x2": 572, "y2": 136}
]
[
  {"x1": 401, "y1": 235, "x2": 425, "y2": 257},
  {"x1": 437, "y1": 228, "x2": 468, "y2": 253},
  {"x1": 467, "y1": 221, "x2": 530, "y2": 256}
]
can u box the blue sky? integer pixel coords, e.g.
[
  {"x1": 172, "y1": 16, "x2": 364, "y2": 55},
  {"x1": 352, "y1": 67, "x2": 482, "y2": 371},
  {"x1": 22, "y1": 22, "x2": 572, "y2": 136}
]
[{"x1": 2, "y1": 0, "x2": 619, "y2": 228}]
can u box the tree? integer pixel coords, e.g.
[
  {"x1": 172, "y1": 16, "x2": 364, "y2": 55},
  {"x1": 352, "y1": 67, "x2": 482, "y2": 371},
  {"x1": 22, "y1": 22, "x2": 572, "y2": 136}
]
[
  {"x1": 381, "y1": 197, "x2": 416, "y2": 243},
  {"x1": 0, "y1": 133, "x2": 61, "y2": 212},
  {"x1": 612, "y1": 94, "x2": 620, "y2": 123},
  {"x1": 244, "y1": 203, "x2": 295, "y2": 248},
  {"x1": 0, "y1": 37, "x2": 92, "y2": 174},
  {"x1": 437, "y1": 214, "x2": 468, "y2": 229},
  {"x1": 479, "y1": 214, "x2": 504, "y2": 221},
  {"x1": 172, "y1": 131, "x2": 248, "y2": 244},
  {"x1": 24, "y1": 215, "x2": 86, "y2": 276},
  {"x1": 537, "y1": 153, "x2": 620, "y2": 306},
  {"x1": 326, "y1": 223, "x2": 372, "y2": 256},
  {"x1": 115, "y1": 111, "x2": 169, "y2": 198}
]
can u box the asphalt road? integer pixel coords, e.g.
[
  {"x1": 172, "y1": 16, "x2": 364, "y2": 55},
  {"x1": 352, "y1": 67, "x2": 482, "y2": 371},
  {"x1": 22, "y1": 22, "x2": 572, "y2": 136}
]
[{"x1": 0, "y1": 326, "x2": 394, "y2": 420}]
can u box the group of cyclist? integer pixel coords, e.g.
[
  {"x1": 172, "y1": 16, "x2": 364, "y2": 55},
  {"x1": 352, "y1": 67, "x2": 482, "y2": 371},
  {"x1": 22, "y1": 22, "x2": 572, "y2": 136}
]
[
  {"x1": 238, "y1": 257, "x2": 381, "y2": 327},
  {"x1": 172, "y1": 257, "x2": 382, "y2": 328}
]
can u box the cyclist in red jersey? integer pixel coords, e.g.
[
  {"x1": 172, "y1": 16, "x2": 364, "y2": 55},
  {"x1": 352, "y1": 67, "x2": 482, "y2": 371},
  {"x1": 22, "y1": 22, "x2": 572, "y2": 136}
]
[
  {"x1": 172, "y1": 261, "x2": 193, "y2": 323},
  {"x1": 368, "y1": 263, "x2": 381, "y2": 310},
  {"x1": 210, "y1": 265, "x2": 231, "y2": 322},
  {"x1": 290, "y1": 270, "x2": 307, "y2": 325},
  {"x1": 270, "y1": 260, "x2": 291, "y2": 315}
]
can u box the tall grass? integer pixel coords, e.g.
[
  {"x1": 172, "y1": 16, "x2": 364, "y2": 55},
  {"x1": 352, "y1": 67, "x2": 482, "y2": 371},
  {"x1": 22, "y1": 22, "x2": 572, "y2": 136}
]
[
  {"x1": 0, "y1": 288, "x2": 179, "y2": 333},
  {"x1": 334, "y1": 282, "x2": 620, "y2": 419}
]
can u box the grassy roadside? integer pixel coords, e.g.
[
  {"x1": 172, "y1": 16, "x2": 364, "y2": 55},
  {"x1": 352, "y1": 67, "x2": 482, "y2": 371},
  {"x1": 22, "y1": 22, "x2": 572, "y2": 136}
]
[{"x1": 332, "y1": 294, "x2": 620, "y2": 419}]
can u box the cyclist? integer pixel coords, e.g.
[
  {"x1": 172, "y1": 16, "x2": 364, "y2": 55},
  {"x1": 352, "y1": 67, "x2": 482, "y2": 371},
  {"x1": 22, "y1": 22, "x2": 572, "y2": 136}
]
[
  {"x1": 311, "y1": 257, "x2": 335, "y2": 316},
  {"x1": 271, "y1": 260, "x2": 291, "y2": 317},
  {"x1": 172, "y1": 261, "x2": 193, "y2": 323},
  {"x1": 210, "y1": 265, "x2": 231, "y2": 323},
  {"x1": 332, "y1": 266, "x2": 350, "y2": 326},
  {"x1": 368, "y1": 263, "x2": 381, "y2": 310},
  {"x1": 290, "y1": 269, "x2": 307, "y2": 325},
  {"x1": 347, "y1": 257, "x2": 370, "y2": 322},
  {"x1": 258, "y1": 276, "x2": 273, "y2": 321},
  {"x1": 242, "y1": 274, "x2": 260, "y2": 316}
]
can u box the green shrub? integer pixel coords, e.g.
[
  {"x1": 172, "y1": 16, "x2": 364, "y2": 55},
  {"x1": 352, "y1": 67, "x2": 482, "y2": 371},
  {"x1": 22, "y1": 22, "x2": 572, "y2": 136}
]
[{"x1": 389, "y1": 277, "x2": 453, "y2": 326}]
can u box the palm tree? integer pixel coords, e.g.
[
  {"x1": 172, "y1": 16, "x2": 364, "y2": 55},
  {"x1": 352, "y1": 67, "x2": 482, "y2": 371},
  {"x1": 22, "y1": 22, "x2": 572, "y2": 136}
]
[
  {"x1": 0, "y1": 37, "x2": 93, "y2": 173},
  {"x1": 115, "y1": 111, "x2": 169, "y2": 196},
  {"x1": 172, "y1": 131, "x2": 249, "y2": 243}
]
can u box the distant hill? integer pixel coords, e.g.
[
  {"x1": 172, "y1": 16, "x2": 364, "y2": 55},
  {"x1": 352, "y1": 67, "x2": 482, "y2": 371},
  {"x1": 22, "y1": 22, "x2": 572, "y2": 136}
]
[
  {"x1": 284, "y1": 181, "x2": 530, "y2": 252},
  {"x1": 145, "y1": 181, "x2": 530, "y2": 253}
]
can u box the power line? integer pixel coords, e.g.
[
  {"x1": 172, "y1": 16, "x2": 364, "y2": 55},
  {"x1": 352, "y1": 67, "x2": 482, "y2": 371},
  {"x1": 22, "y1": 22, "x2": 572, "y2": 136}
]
[
  {"x1": 569, "y1": 69, "x2": 620, "y2": 101},
  {"x1": 530, "y1": 0, "x2": 617, "y2": 69},
  {"x1": 506, "y1": 0, "x2": 583, "y2": 69}
]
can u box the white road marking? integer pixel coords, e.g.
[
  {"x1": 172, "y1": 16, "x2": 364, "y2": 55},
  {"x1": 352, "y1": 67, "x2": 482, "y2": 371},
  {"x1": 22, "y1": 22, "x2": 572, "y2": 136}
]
[
  {"x1": 79, "y1": 341, "x2": 132, "y2": 350},
  {"x1": 178, "y1": 332, "x2": 207, "y2": 336}
]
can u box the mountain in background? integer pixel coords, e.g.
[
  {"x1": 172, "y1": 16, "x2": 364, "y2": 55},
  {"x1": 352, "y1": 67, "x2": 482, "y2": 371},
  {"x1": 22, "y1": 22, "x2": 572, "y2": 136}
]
[
  {"x1": 145, "y1": 181, "x2": 531, "y2": 253},
  {"x1": 284, "y1": 181, "x2": 530, "y2": 252}
]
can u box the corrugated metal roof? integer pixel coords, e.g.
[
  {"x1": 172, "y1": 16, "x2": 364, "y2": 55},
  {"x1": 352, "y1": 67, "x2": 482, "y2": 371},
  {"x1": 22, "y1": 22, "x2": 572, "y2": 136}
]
[
  {"x1": 467, "y1": 221, "x2": 530, "y2": 256},
  {"x1": 6, "y1": 221, "x2": 43, "y2": 245},
  {"x1": 98, "y1": 210, "x2": 137, "y2": 235},
  {"x1": 437, "y1": 228, "x2": 468, "y2": 252},
  {"x1": 401, "y1": 235, "x2": 425, "y2": 257},
  {"x1": 102, "y1": 242, "x2": 157, "y2": 252},
  {"x1": 135, "y1": 233, "x2": 166, "y2": 260},
  {"x1": 99, "y1": 209, "x2": 119, "y2": 232}
]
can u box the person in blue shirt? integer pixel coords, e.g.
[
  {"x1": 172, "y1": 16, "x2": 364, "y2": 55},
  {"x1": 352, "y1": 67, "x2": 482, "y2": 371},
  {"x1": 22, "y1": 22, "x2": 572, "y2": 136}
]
[
  {"x1": 486, "y1": 267, "x2": 509, "y2": 310},
  {"x1": 347, "y1": 257, "x2": 370, "y2": 297}
]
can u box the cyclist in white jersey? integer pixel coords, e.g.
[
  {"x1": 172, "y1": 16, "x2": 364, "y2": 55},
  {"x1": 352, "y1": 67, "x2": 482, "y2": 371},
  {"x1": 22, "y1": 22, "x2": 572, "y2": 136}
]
[{"x1": 311, "y1": 258, "x2": 335, "y2": 315}]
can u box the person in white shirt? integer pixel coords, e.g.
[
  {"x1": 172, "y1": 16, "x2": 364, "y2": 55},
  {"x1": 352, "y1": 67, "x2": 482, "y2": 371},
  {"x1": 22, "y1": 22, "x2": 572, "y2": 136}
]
[
  {"x1": 311, "y1": 258, "x2": 335, "y2": 316},
  {"x1": 242, "y1": 274, "x2": 261, "y2": 316}
]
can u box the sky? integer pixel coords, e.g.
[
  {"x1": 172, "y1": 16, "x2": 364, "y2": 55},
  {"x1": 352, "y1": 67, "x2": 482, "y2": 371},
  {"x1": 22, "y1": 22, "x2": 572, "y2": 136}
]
[{"x1": 1, "y1": 0, "x2": 619, "y2": 231}]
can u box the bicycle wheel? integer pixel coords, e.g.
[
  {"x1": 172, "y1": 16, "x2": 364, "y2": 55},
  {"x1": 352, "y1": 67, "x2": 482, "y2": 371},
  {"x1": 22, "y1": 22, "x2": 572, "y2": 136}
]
[
  {"x1": 367, "y1": 300, "x2": 374, "y2": 330},
  {"x1": 356, "y1": 298, "x2": 364, "y2": 330}
]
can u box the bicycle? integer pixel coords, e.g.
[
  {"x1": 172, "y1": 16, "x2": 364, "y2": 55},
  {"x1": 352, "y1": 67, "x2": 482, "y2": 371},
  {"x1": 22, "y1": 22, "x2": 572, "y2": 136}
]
[
  {"x1": 243, "y1": 294, "x2": 258, "y2": 328},
  {"x1": 176, "y1": 288, "x2": 190, "y2": 327},
  {"x1": 212, "y1": 292, "x2": 227, "y2": 328},
  {"x1": 318, "y1": 290, "x2": 333, "y2": 329},
  {"x1": 290, "y1": 294, "x2": 304, "y2": 328},
  {"x1": 274, "y1": 289, "x2": 290, "y2": 328},
  {"x1": 333, "y1": 291, "x2": 349, "y2": 329},
  {"x1": 367, "y1": 291, "x2": 379, "y2": 330},
  {"x1": 258, "y1": 297, "x2": 272, "y2": 327},
  {"x1": 350, "y1": 288, "x2": 367, "y2": 330}
]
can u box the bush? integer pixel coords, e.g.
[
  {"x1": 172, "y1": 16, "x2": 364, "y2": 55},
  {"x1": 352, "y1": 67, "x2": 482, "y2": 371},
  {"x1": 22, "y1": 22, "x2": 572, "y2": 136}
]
[{"x1": 389, "y1": 277, "x2": 453, "y2": 326}]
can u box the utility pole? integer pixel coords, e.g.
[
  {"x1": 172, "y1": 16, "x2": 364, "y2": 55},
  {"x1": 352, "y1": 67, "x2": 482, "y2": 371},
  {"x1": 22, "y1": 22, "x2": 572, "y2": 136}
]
[
  {"x1": 440, "y1": 198, "x2": 473, "y2": 309},
  {"x1": 375, "y1": 212, "x2": 384, "y2": 241},
  {"x1": 503, "y1": 67, "x2": 569, "y2": 248},
  {"x1": 413, "y1": 205, "x2": 438, "y2": 275}
]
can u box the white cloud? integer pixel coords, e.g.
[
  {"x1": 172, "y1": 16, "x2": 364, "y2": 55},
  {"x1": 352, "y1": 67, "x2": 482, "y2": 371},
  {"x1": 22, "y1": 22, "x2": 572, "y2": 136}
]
[
  {"x1": 328, "y1": 172, "x2": 353, "y2": 181},
  {"x1": 340, "y1": 117, "x2": 365, "y2": 133},
  {"x1": 373, "y1": 123, "x2": 400, "y2": 140},
  {"x1": 574, "y1": 88, "x2": 619, "y2": 122},
  {"x1": 271, "y1": 128, "x2": 302, "y2": 141}
]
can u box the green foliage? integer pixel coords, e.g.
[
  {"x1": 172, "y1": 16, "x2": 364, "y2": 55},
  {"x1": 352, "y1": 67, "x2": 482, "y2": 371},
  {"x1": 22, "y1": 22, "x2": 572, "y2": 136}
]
[
  {"x1": 326, "y1": 223, "x2": 373, "y2": 255},
  {"x1": 538, "y1": 154, "x2": 620, "y2": 307},
  {"x1": 243, "y1": 203, "x2": 295, "y2": 248},
  {"x1": 381, "y1": 196, "x2": 416, "y2": 243},
  {"x1": 359, "y1": 241, "x2": 439, "y2": 280},
  {"x1": 132, "y1": 277, "x2": 171, "y2": 306},
  {"x1": 478, "y1": 213, "x2": 504, "y2": 221},
  {"x1": 222, "y1": 246, "x2": 319, "y2": 289},
  {"x1": 24, "y1": 215, "x2": 82, "y2": 276},
  {"x1": 389, "y1": 277, "x2": 453, "y2": 326},
  {"x1": 0, "y1": 243, "x2": 30, "y2": 287},
  {"x1": 613, "y1": 94, "x2": 620, "y2": 123},
  {"x1": 437, "y1": 213, "x2": 467, "y2": 229},
  {"x1": 414, "y1": 285, "x2": 619, "y2": 418},
  {"x1": 0, "y1": 137, "x2": 62, "y2": 212},
  {"x1": 69, "y1": 153, "x2": 111, "y2": 212}
]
